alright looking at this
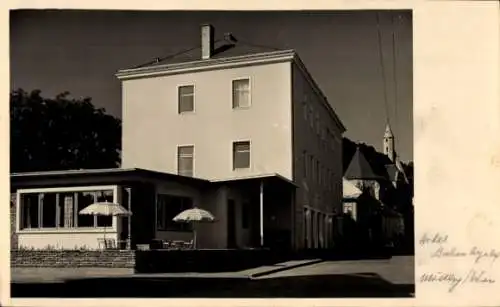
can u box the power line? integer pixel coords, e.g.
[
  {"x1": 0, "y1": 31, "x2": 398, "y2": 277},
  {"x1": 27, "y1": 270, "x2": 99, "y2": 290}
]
[
  {"x1": 375, "y1": 12, "x2": 390, "y2": 126},
  {"x1": 391, "y1": 14, "x2": 399, "y2": 154}
]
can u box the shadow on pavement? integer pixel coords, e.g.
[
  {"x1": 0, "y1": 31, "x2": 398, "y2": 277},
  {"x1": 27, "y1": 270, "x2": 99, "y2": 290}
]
[{"x1": 11, "y1": 272, "x2": 415, "y2": 298}]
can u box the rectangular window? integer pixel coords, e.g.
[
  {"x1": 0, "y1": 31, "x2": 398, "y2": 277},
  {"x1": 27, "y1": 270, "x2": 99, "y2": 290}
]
[
  {"x1": 156, "y1": 194, "x2": 193, "y2": 231},
  {"x1": 233, "y1": 141, "x2": 250, "y2": 169},
  {"x1": 59, "y1": 192, "x2": 75, "y2": 228},
  {"x1": 303, "y1": 151, "x2": 308, "y2": 178},
  {"x1": 77, "y1": 191, "x2": 95, "y2": 227},
  {"x1": 321, "y1": 128, "x2": 327, "y2": 149},
  {"x1": 309, "y1": 107, "x2": 314, "y2": 128},
  {"x1": 178, "y1": 85, "x2": 194, "y2": 113},
  {"x1": 310, "y1": 156, "x2": 316, "y2": 180},
  {"x1": 41, "y1": 193, "x2": 57, "y2": 228},
  {"x1": 302, "y1": 99, "x2": 308, "y2": 121},
  {"x1": 316, "y1": 115, "x2": 321, "y2": 135},
  {"x1": 20, "y1": 193, "x2": 39, "y2": 229},
  {"x1": 96, "y1": 190, "x2": 113, "y2": 227},
  {"x1": 177, "y1": 145, "x2": 194, "y2": 177},
  {"x1": 19, "y1": 187, "x2": 115, "y2": 230},
  {"x1": 316, "y1": 160, "x2": 321, "y2": 183},
  {"x1": 232, "y1": 79, "x2": 250, "y2": 108}
]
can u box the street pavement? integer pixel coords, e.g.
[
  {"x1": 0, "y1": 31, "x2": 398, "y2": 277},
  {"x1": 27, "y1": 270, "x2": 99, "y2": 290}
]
[
  {"x1": 257, "y1": 256, "x2": 414, "y2": 285},
  {"x1": 11, "y1": 256, "x2": 414, "y2": 298}
]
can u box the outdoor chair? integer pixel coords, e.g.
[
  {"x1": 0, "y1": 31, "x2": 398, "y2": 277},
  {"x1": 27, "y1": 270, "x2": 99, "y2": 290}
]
[
  {"x1": 97, "y1": 238, "x2": 117, "y2": 250},
  {"x1": 184, "y1": 240, "x2": 194, "y2": 249},
  {"x1": 136, "y1": 244, "x2": 150, "y2": 251},
  {"x1": 106, "y1": 239, "x2": 117, "y2": 249},
  {"x1": 172, "y1": 240, "x2": 185, "y2": 249}
]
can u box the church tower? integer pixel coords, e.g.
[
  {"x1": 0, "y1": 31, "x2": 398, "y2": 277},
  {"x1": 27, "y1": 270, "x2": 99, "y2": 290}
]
[{"x1": 383, "y1": 123, "x2": 395, "y2": 162}]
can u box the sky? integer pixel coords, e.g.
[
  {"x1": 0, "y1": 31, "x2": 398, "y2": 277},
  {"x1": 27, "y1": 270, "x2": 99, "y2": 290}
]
[{"x1": 10, "y1": 10, "x2": 413, "y2": 162}]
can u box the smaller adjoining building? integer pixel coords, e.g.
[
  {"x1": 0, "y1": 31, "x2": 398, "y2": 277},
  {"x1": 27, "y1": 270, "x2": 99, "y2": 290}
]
[{"x1": 10, "y1": 168, "x2": 297, "y2": 251}]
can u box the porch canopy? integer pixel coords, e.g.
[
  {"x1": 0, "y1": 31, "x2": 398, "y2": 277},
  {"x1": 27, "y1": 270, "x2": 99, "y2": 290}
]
[{"x1": 211, "y1": 173, "x2": 299, "y2": 249}]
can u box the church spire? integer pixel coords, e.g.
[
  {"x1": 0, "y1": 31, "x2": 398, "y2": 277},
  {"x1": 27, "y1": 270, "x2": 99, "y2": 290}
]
[
  {"x1": 384, "y1": 122, "x2": 393, "y2": 138},
  {"x1": 383, "y1": 122, "x2": 395, "y2": 162}
]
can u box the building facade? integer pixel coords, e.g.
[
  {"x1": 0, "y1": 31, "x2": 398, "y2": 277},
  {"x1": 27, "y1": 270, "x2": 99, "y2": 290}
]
[
  {"x1": 117, "y1": 24, "x2": 345, "y2": 250},
  {"x1": 11, "y1": 24, "x2": 345, "y2": 251}
]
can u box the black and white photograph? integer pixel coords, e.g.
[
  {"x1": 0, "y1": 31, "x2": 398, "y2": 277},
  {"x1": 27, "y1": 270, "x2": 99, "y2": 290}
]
[{"x1": 9, "y1": 9, "x2": 415, "y2": 298}]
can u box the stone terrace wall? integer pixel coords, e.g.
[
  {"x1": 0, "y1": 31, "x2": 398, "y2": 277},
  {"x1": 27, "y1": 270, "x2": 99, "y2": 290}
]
[
  {"x1": 11, "y1": 250, "x2": 135, "y2": 268},
  {"x1": 11, "y1": 193, "x2": 18, "y2": 250}
]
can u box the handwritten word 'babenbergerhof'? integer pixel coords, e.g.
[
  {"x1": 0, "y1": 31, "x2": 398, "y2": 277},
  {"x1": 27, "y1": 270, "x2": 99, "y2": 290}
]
[
  {"x1": 430, "y1": 246, "x2": 499, "y2": 263},
  {"x1": 419, "y1": 232, "x2": 499, "y2": 263},
  {"x1": 420, "y1": 269, "x2": 496, "y2": 292}
]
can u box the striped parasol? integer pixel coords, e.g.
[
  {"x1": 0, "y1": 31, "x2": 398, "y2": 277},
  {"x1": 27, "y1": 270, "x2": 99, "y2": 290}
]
[
  {"x1": 79, "y1": 202, "x2": 132, "y2": 216},
  {"x1": 79, "y1": 201, "x2": 132, "y2": 243},
  {"x1": 173, "y1": 207, "x2": 215, "y2": 248}
]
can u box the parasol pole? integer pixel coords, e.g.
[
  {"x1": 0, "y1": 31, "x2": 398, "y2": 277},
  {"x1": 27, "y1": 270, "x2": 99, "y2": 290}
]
[
  {"x1": 193, "y1": 222, "x2": 197, "y2": 249},
  {"x1": 103, "y1": 214, "x2": 106, "y2": 246}
]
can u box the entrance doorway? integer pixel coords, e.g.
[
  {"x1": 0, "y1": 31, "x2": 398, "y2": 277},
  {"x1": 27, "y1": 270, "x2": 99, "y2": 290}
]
[{"x1": 227, "y1": 199, "x2": 237, "y2": 248}]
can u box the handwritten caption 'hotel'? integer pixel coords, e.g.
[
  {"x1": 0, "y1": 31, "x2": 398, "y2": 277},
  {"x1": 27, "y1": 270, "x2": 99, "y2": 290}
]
[{"x1": 418, "y1": 232, "x2": 498, "y2": 292}]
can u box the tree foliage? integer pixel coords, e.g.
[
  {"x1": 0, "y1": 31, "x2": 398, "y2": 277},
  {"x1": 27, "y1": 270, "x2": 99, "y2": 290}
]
[{"x1": 10, "y1": 89, "x2": 122, "y2": 173}]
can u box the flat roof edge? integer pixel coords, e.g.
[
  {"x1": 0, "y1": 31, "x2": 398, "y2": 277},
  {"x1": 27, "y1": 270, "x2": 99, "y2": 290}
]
[{"x1": 11, "y1": 169, "x2": 297, "y2": 187}]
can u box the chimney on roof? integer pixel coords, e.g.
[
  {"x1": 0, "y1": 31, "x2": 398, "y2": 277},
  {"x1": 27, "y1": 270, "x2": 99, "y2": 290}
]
[{"x1": 201, "y1": 24, "x2": 214, "y2": 60}]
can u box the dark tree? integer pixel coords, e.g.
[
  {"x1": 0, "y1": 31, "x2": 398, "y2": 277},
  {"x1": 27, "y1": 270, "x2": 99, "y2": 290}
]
[{"x1": 10, "y1": 89, "x2": 122, "y2": 172}]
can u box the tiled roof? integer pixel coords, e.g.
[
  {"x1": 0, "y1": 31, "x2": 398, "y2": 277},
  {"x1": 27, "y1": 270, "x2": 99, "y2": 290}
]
[
  {"x1": 385, "y1": 164, "x2": 399, "y2": 182},
  {"x1": 344, "y1": 147, "x2": 384, "y2": 181},
  {"x1": 131, "y1": 38, "x2": 285, "y2": 69}
]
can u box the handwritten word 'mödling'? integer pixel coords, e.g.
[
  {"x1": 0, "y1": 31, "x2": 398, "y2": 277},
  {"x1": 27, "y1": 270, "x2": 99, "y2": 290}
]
[{"x1": 420, "y1": 269, "x2": 495, "y2": 292}]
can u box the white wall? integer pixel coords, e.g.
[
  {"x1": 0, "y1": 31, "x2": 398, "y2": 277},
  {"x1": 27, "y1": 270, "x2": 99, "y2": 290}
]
[
  {"x1": 17, "y1": 230, "x2": 118, "y2": 250},
  {"x1": 122, "y1": 62, "x2": 293, "y2": 182}
]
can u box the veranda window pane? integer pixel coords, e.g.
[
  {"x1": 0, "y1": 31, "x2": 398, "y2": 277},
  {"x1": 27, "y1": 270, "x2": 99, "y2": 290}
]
[
  {"x1": 59, "y1": 193, "x2": 75, "y2": 228},
  {"x1": 21, "y1": 193, "x2": 39, "y2": 229},
  {"x1": 96, "y1": 190, "x2": 113, "y2": 227},
  {"x1": 41, "y1": 193, "x2": 57, "y2": 228},
  {"x1": 77, "y1": 192, "x2": 95, "y2": 227}
]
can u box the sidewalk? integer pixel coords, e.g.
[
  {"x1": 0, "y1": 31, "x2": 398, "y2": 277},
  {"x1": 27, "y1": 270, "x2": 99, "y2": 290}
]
[
  {"x1": 128, "y1": 259, "x2": 323, "y2": 279},
  {"x1": 11, "y1": 267, "x2": 134, "y2": 284},
  {"x1": 247, "y1": 259, "x2": 323, "y2": 279},
  {"x1": 11, "y1": 259, "x2": 323, "y2": 283}
]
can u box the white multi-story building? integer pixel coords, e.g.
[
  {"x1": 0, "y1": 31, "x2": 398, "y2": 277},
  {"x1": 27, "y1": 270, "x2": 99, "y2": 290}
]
[{"x1": 117, "y1": 24, "x2": 346, "y2": 250}]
